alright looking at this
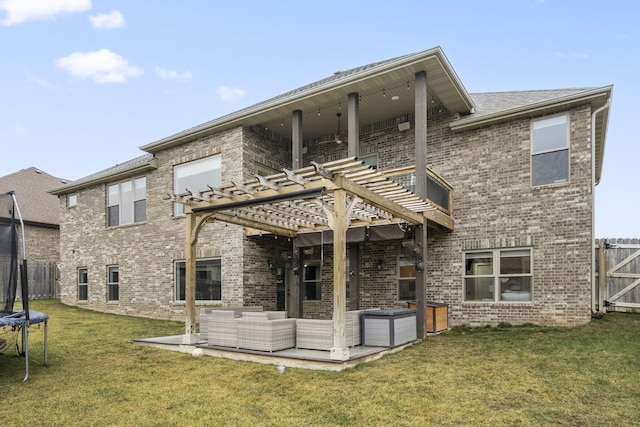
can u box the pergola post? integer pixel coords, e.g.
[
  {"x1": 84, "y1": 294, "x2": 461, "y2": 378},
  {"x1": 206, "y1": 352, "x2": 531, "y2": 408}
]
[
  {"x1": 183, "y1": 209, "x2": 199, "y2": 344},
  {"x1": 331, "y1": 188, "x2": 349, "y2": 360}
]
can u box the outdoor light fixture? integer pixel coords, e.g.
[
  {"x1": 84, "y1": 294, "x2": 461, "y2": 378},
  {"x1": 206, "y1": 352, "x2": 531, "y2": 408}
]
[
  {"x1": 268, "y1": 259, "x2": 274, "y2": 270},
  {"x1": 377, "y1": 259, "x2": 383, "y2": 270}
]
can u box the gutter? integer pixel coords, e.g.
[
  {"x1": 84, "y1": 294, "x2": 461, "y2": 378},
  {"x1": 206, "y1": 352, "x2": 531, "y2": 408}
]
[{"x1": 591, "y1": 97, "x2": 611, "y2": 313}]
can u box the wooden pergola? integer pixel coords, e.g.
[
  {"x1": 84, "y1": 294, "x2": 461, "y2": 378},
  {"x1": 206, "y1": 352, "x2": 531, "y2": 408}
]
[{"x1": 179, "y1": 157, "x2": 453, "y2": 360}]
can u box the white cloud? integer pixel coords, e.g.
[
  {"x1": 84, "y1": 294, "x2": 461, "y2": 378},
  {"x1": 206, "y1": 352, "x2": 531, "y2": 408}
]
[
  {"x1": 554, "y1": 52, "x2": 589, "y2": 60},
  {"x1": 56, "y1": 49, "x2": 143, "y2": 83},
  {"x1": 217, "y1": 86, "x2": 247, "y2": 102},
  {"x1": 89, "y1": 10, "x2": 124, "y2": 29},
  {"x1": 0, "y1": 0, "x2": 91, "y2": 26},
  {"x1": 156, "y1": 67, "x2": 192, "y2": 82}
]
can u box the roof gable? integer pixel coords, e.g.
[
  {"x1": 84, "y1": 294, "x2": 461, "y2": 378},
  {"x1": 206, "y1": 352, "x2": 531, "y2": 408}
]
[{"x1": 0, "y1": 167, "x2": 69, "y2": 225}]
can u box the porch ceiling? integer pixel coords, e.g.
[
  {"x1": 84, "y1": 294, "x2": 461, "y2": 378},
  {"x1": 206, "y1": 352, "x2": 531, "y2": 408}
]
[
  {"x1": 142, "y1": 47, "x2": 474, "y2": 153},
  {"x1": 178, "y1": 157, "x2": 454, "y2": 236}
]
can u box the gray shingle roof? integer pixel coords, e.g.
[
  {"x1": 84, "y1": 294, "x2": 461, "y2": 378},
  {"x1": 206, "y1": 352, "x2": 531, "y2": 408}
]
[
  {"x1": 0, "y1": 167, "x2": 69, "y2": 225},
  {"x1": 48, "y1": 153, "x2": 156, "y2": 195},
  {"x1": 468, "y1": 88, "x2": 597, "y2": 118}
]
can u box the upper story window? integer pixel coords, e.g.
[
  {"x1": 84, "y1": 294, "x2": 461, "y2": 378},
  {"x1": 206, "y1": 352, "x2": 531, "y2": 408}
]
[
  {"x1": 107, "y1": 177, "x2": 146, "y2": 227},
  {"x1": 174, "y1": 155, "x2": 221, "y2": 216},
  {"x1": 67, "y1": 194, "x2": 77, "y2": 208},
  {"x1": 464, "y1": 249, "x2": 533, "y2": 302},
  {"x1": 531, "y1": 114, "x2": 569, "y2": 187}
]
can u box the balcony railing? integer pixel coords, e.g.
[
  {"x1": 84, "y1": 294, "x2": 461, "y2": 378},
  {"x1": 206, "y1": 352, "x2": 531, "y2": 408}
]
[{"x1": 380, "y1": 166, "x2": 452, "y2": 216}]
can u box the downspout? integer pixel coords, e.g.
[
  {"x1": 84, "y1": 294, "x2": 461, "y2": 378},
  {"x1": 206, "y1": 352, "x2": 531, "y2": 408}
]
[{"x1": 591, "y1": 98, "x2": 611, "y2": 313}]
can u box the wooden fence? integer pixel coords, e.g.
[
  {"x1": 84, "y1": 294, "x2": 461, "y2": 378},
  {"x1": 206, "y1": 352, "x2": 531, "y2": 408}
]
[
  {"x1": 595, "y1": 238, "x2": 640, "y2": 312},
  {"x1": 2, "y1": 261, "x2": 58, "y2": 301}
]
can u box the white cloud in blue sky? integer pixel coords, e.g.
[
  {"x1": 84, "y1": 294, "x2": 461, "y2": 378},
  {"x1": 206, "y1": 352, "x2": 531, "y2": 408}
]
[
  {"x1": 89, "y1": 10, "x2": 124, "y2": 30},
  {"x1": 156, "y1": 67, "x2": 192, "y2": 82},
  {"x1": 56, "y1": 49, "x2": 143, "y2": 83},
  {"x1": 0, "y1": 0, "x2": 91, "y2": 26},
  {"x1": 217, "y1": 86, "x2": 247, "y2": 102}
]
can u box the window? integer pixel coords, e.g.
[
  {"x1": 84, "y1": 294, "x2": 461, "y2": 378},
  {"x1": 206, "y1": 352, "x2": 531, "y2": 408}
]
[
  {"x1": 107, "y1": 265, "x2": 119, "y2": 301},
  {"x1": 303, "y1": 262, "x2": 322, "y2": 301},
  {"x1": 78, "y1": 268, "x2": 88, "y2": 301},
  {"x1": 174, "y1": 156, "x2": 221, "y2": 215},
  {"x1": 107, "y1": 177, "x2": 146, "y2": 226},
  {"x1": 464, "y1": 249, "x2": 533, "y2": 302},
  {"x1": 67, "y1": 194, "x2": 77, "y2": 208},
  {"x1": 398, "y1": 256, "x2": 416, "y2": 301},
  {"x1": 532, "y1": 115, "x2": 569, "y2": 186},
  {"x1": 175, "y1": 259, "x2": 221, "y2": 301}
]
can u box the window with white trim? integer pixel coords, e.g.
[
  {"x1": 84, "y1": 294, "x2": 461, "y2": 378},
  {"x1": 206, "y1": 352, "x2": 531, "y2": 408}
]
[
  {"x1": 67, "y1": 194, "x2": 77, "y2": 208},
  {"x1": 532, "y1": 115, "x2": 569, "y2": 186},
  {"x1": 107, "y1": 177, "x2": 146, "y2": 226},
  {"x1": 174, "y1": 155, "x2": 221, "y2": 215},
  {"x1": 107, "y1": 265, "x2": 119, "y2": 301},
  {"x1": 175, "y1": 259, "x2": 221, "y2": 301},
  {"x1": 464, "y1": 249, "x2": 533, "y2": 302},
  {"x1": 78, "y1": 267, "x2": 88, "y2": 301}
]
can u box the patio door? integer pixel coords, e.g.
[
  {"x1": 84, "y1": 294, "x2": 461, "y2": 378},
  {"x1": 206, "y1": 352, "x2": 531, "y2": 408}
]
[{"x1": 276, "y1": 267, "x2": 295, "y2": 316}]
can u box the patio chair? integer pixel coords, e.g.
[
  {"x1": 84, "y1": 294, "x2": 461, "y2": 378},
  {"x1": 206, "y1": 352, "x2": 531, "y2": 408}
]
[
  {"x1": 295, "y1": 310, "x2": 367, "y2": 350},
  {"x1": 236, "y1": 311, "x2": 296, "y2": 352},
  {"x1": 208, "y1": 310, "x2": 239, "y2": 348}
]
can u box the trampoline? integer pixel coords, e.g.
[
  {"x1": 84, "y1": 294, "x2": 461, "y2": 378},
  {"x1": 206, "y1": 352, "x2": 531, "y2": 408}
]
[{"x1": 1, "y1": 190, "x2": 48, "y2": 382}]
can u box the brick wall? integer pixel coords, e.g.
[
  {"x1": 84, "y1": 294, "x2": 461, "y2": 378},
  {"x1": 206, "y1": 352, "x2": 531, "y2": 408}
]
[{"x1": 23, "y1": 224, "x2": 59, "y2": 262}]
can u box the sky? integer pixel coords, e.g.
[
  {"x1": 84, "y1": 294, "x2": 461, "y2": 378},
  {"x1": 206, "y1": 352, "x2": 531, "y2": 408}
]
[{"x1": 0, "y1": 0, "x2": 638, "y2": 238}]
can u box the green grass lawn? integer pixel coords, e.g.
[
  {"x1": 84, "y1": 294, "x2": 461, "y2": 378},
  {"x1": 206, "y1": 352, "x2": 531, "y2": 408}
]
[{"x1": 1, "y1": 300, "x2": 639, "y2": 426}]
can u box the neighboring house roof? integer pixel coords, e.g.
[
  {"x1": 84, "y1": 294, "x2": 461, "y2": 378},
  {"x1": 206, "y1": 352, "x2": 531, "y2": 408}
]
[
  {"x1": 49, "y1": 154, "x2": 157, "y2": 195},
  {"x1": 0, "y1": 167, "x2": 69, "y2": 226}
]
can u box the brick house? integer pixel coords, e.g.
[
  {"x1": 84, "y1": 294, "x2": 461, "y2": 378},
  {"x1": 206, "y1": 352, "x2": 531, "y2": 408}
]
[
  {"x1": 1, "y1": 167, "x2": 67, "y2": 263},
  {"x1": 50, "y1": 47, "x2": 612, "y2": 332}
]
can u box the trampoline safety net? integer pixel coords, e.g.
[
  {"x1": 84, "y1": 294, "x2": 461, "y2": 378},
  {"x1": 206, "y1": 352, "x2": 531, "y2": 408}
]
[{"x1": 0, "y1": 191, "x2": 29, "y2": 318}]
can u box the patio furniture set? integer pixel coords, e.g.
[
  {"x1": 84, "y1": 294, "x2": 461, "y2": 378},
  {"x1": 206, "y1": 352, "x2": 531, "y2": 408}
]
[{"x1": 199, "y1": 308, "x2": 378, "y2": 352}]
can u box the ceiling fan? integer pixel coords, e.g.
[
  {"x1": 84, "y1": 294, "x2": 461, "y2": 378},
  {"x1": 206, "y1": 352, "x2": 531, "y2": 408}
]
[{"x1": 319, "y1": 112, "x2": 347, "y2": 144}]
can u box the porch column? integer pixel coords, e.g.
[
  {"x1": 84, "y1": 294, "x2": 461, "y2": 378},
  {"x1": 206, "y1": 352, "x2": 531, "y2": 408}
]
[
  {"x1": 349, "y1": 243, "x2": 360, "y2": 311},
  {"x1": 331, "y1": 189, "x2": 349, "y2": 360},
  {"x1": 415, "y1": 71, "x2": 427, "y2": 197},
  {"x1": 183, "y1": 209, "x2": 199, "y2": 344},
  {"x1": 292, "y1": 110, "x2": 303, "y2": 170},
  {"x1": 414, "y1": 71, "x2": 428, "y2": 339},
  {"x1": 347, "y1": 92, "x2": 359, "y2": 158},
  {"x1": 293, "y1": 241, "x2": 304, "y2": 319}
]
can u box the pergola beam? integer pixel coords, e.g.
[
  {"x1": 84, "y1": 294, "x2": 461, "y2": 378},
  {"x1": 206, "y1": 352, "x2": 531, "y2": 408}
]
[{"x1": 334, "y1": 175, "x2": 424, "y2": 225}]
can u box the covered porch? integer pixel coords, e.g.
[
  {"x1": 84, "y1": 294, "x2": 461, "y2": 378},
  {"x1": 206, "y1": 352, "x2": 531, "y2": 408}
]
[{"x1": 177, "y1": 156, "x2": 454, "y2": 363}]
